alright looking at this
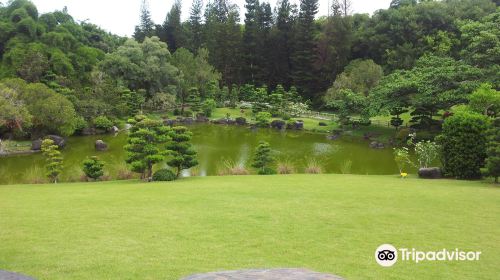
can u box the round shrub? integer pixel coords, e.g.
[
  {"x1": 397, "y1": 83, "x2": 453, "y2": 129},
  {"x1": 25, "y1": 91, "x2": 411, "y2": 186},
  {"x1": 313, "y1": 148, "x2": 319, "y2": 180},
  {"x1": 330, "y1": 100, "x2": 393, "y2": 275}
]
[
  {"x1": 152, "y1": 169, "x2": 177, "y2": 181},
  {"x1": 183, "y1": 110, "x2": 193, "y2": 118},
  {"x1": 93, "y1": 116, "x2": 113, "y2": 130},
  {"x1": 437, "y1": 111, "x2": 490, "y2": 179}
]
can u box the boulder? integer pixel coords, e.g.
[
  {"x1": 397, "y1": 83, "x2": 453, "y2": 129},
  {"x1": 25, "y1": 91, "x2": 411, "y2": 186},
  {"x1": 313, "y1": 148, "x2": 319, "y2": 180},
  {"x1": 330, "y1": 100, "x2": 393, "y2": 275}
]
[
  {"x1": 47, "y1": 135, "x2": 66, "y2": 148},
  {"x1": 181, "y1": 117, "x2": 194, "y2": 124},
  {"x1": 212, "y1": 118, "x2": 229, "y2": 125},
  {"x1": 418, "y1": 167, "x2": 442, "y2": 179},
  {"x1": 111, "y1": 126, "x2": 119, "y2": 133},
  {"x1": 164, "y1": 119, "x2": 176, "y2": 126},
  {"x1": 235, "y1": 117, "x2": 247, "y2": 125},
  {"x1": 292, "y1": 121, "x2": 304, "y2": 130},
  {"x1": 327, "y1": 131, "x2": 342, "y2": 141},
  {"x1": 196, "y1": 115, "x2": 209, "y2": 122},
  {"x1": 369, "y1": 141, "x2": 385, "y2": 149},
  {"x1": 124, "y1": 123, "x2": 133, "y2": 130},
  {"x1": 32, "y1": 135, "x2": 66, "y2": 150},
  {"x1": 31, "y1": 139, "x2": 42, "y2": 151},
  {"x1": 95, "y1": 140, "x2": 108, "y2": 151},
  {"x1": 319, "y1": 122, "x2": 328, "y2": 126},
  {"x1": 271, "y1": 120, "x2": 286, "y2": 130},
  {"x1": 81, "y1": 127, "x2": 96, "y2": 136}
]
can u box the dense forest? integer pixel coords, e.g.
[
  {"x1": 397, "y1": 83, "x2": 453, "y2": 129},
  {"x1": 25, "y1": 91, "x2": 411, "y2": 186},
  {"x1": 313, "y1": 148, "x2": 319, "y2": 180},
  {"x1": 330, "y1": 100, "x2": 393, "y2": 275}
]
[{"x1": 0, "y1": 0, "x2": 498, "y2": 139}]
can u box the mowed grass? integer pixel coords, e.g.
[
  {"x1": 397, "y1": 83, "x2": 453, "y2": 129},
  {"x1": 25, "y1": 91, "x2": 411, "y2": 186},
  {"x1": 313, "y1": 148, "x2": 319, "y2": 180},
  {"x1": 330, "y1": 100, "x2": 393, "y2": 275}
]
[{"x1": 0, "y1": 175, "x2": 499, "y2": 280}]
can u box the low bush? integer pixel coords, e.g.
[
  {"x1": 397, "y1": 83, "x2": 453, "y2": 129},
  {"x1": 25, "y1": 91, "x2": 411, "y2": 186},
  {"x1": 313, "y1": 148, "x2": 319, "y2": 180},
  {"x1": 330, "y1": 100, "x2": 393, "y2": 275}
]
[
  {"x1": 152, "y1": 169, "x2": 177, "y2": 181},
  {"x1": 305, "y1": 159, "x2": 323, "y2": 174},
  {"x1": 183, "y1": 110, "x2": 193, "y2": 118},
  {"x1": 277, "y1": 160, "x2": 295, "y2": 174},
  {"x1": 93, "y1": 116, "x2": 114, "y2": 130},
  {"x1": 255, "y1": 112, "x2": 272, "y2": 127}
]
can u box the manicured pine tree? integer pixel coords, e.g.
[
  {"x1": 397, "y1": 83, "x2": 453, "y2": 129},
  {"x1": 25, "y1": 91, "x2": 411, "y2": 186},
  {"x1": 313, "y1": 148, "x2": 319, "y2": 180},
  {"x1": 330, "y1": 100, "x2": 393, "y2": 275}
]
[
  {"x1": 41, "y1": 139, "x2": 63, "y2": 183},
  {"x1": 82, "y1": 156, "x2": 105, "y2": 181},
  {"x1": 125, "y1": 116, "x2": 171, "y2": 181},
  {"x1": 252, "y1": 141, "x2": 276, "y2": 174},
  {"x1": 186, "y1": 87, "x2": 201, "y2": 115},
  {"x1": 166, "y1": 126, "x2": 198, "y2": 178}
]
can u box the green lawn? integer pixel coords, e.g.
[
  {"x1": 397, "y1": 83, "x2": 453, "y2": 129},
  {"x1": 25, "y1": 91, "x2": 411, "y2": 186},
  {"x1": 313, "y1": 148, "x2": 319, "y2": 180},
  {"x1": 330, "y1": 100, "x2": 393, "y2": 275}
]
[{"x1": 1, "y1": 175, "x2": 499, "y2": 279}]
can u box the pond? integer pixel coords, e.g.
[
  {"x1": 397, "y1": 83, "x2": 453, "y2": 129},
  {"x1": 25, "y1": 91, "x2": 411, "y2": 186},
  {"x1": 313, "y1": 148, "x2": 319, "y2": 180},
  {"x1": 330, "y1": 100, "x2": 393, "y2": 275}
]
[{"x1": 0, "y1": 124, "x2": 400, "y2": 184}]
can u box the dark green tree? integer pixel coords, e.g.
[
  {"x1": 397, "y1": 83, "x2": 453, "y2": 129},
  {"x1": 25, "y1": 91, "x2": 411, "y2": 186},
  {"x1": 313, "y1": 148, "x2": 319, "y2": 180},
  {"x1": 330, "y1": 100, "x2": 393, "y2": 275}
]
[
  {"x1": 291, "y1": 0, "x2": 319, "y2": 100},
  {"x1": 125, "y1": 116, "x2": 171, "y2": 181},
  {"x1": 485, "y1": 117, "x2": 500, "y2": 183},
  {"x1": 252, "y1": 140, "x2": 276, "y2": 174},
  {"x1": 133, "y1": 0, "x2": 156, "y2": 42},
  {"x1": 166, "y1": 126, "x2": 198, "y2": 177}
]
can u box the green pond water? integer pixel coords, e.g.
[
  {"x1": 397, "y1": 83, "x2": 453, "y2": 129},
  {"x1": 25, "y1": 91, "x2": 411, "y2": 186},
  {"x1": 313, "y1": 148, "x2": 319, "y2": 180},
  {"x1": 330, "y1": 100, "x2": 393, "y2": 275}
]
[{"x1": 0, "y1": 124, "x2": 400, "y2": 184}]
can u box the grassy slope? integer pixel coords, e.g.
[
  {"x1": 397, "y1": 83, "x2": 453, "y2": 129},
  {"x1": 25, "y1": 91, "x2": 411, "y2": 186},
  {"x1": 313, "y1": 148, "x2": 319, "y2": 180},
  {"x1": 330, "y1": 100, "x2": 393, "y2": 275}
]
[{"x1": 1, "y1": 175, "x2": 498, "y2": 280}]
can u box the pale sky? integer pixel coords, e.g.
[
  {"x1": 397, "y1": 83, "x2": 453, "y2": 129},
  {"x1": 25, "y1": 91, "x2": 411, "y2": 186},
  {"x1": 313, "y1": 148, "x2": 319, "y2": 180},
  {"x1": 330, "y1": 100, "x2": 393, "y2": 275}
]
[{"x1": 30, "y1": 0, "x2": 392, "y2": 37}]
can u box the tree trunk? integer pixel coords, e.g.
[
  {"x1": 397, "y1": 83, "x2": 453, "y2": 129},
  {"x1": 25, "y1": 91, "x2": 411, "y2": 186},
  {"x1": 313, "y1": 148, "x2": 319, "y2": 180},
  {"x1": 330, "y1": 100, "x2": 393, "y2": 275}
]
[{"x1": 176, "y1": 167, "x2": 181, "y2": 178}]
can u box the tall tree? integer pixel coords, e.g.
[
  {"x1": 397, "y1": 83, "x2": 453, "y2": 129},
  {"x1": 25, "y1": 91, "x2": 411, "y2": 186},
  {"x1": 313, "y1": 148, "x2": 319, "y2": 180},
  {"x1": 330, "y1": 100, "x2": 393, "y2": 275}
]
[
  {"x1": 204, "y1": 0, "x2": 242, "y2": 87},
  {"x1": 242, "y1": 0, "x2": 260, "y2": 84},
  {"x1": 268, "y1": 0, "x2": 296, "y2": 89},
  {"x1": 187, "y1": 0, "x2": 204, "y2": 52},
  {"x1": 133, "y1": 0, "x2": 156, "y2": 42},
  {"x1": 291, "y1": 0, "x2": 319, "y2": 101},
  {"x1": 160, "y1": 0, "x2": 186, "y2": 53}
]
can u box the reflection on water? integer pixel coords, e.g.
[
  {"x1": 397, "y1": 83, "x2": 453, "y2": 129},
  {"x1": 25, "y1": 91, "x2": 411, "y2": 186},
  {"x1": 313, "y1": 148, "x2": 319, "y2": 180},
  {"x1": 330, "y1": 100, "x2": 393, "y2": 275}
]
[{"x1": 0, "y1": 124, "x2": 400, "y2": 184}]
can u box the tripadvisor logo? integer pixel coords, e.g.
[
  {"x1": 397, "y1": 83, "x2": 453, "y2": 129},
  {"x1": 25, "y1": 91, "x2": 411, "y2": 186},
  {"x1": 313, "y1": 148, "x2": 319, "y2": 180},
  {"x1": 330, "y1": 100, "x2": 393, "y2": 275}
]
[{"x1": 375, "y1": 244, "x2": 481, "y2": 267}]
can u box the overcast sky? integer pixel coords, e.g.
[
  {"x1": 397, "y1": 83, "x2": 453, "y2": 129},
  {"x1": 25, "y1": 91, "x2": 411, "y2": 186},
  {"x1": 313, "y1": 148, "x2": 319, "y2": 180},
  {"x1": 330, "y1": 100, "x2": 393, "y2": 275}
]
[{"x1": 30, "y1": 0, "x2": 392, "y2": 37}]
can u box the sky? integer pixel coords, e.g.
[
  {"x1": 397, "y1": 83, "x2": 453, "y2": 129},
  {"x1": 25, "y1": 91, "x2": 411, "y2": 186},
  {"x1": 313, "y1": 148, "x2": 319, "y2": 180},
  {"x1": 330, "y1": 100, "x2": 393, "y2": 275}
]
[{"x1": 30, "y1": 0, "x2": 392, "y2": 37}]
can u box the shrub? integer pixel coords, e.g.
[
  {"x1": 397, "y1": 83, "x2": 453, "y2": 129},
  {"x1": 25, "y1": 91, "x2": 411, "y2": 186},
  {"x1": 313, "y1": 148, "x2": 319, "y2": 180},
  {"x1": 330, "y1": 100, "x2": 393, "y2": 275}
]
[
  {"x1": 414, "y1": 141, "x2": 440, "y2": 168},
  {"x1": 255, "y1": 111, "x2": 272, "y2": 127},
  {"x1": 82, "y1": 156, "x2": 105, "y2": 181},
  {"x1": 437, "y1": 111, "x2": 490, "y2": 179},
  {"x1": 393, "y1": 147, "x2": 411, "y2": 174},
  {"x1": 305, "y1": 158, "x2": 323, "y2": 174},
  {"x1": 152, "y1": 169, "x2": 177, "y2": 181},
  {"x1": 173, "y1": 108, "x2": 181, "y2": 116},
  {"x1": 277, "y1": 160, "x2": 295, "y2": 174},
  {"x1": 217, "y1": 160, "x2": 250, "y2": 176},
  {"x1": 183, "y1": 110, "x2": 193, "y2": 118},
  {"x1": 93, "y1": 116, "x2": 113, "y2": 130},
  {"x1": 340, "y1": 159, "x2": 352, "y2": 174}
]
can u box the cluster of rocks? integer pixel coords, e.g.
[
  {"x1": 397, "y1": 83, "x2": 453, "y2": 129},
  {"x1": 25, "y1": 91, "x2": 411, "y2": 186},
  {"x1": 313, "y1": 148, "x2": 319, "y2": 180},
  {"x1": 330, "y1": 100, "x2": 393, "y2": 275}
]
[
  {"x1": 81, "y1": 126, "x2": 119, "y2": 136},
  {"x1": 369, "y1": 141, "x2": 385, "y2": 149},
  {"x1": 31, "y1": 135, "x2": 66, "y2": 151},
  {"x1": 326, "y1": 130, "x2": 342, "y2": 140}
]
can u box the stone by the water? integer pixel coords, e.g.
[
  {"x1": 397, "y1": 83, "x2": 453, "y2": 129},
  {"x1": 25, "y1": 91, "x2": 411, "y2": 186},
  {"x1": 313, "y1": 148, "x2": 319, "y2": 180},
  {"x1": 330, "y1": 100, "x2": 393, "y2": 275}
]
[
  {"x1": 181, "y1": 268, "x2": 344, "y2": 280},
  {"x1": 95, "y1": 140, "x2": 108, "y2": 151}
]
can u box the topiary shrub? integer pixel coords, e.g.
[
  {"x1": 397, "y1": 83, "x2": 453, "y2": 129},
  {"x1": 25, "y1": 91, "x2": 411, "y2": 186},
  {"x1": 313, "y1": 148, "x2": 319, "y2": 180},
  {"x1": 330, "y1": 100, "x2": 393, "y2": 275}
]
[
  {"x1": 93, "y1": 116, "x2": 113, "y2": 130},
  {"x1": 255, "y1": 111, "x2": 272, "y2": 127},
  {"x1": 152, "y1": 169, "x2": 177, "y2": 181},
  {"x1": 437, "y1": 111, "x2": 490, "y2": 179}
]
